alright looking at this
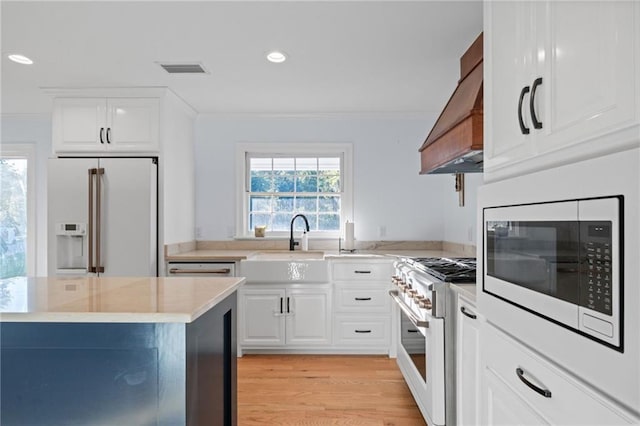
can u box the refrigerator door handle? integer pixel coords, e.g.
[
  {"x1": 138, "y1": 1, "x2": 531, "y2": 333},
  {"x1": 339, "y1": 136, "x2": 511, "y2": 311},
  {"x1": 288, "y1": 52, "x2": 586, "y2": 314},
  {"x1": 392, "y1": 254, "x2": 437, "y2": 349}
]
[
  {"x1": 88, "y1": 168, "x2": 95, "y2": 273},
  {"x1": 95, "y1": 168, "x2": 105, "y2": 273}
]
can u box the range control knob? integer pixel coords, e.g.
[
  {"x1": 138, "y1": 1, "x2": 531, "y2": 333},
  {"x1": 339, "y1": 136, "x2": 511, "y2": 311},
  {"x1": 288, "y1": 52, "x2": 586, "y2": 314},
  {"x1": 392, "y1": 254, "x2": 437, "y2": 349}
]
[{"x1": 419, "y1": 298, "x2": 433, "y2": 310}]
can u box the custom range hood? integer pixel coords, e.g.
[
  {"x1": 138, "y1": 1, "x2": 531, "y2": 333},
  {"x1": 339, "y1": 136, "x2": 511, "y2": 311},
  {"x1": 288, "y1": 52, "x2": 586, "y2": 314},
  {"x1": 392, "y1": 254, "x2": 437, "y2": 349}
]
[{"x1": 419, "y1": 33, "x2": 483, "y2": 174}]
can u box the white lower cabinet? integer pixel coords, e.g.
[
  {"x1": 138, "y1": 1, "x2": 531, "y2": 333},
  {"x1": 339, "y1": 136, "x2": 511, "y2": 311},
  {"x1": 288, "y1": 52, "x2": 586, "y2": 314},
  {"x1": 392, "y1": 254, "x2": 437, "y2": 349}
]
[
  {"x1": 480, "y1": 323, "x2": 639, "y2": 425},
  {"x1": 238, "y1": 258, "x2": 393, "y2": 354},
  {"x1": 456, "y1": 294, "x2": 482, "y2": 426},
  {"x1": 331, "y1": 259, "x2": 393, "y2": 353},
  {"x1": 239, "y1": 285, "x2": 331, "y2": 348}
]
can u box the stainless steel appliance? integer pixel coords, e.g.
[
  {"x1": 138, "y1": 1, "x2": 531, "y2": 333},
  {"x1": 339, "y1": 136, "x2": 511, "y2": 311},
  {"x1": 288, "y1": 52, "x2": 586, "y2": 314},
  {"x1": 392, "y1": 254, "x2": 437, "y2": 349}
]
[
  {"x1": 166, "y1": 262, "x2": 236, "y2": 277},
  {"x1": 390, "y1": 256, "x2": 476, "y2": 426},
  {"x1": 484, "y1": 196, "x2": 622, "y2": 349},
  {"x1": 48, "y1": 158, "x2": 157, "y2": 277}
]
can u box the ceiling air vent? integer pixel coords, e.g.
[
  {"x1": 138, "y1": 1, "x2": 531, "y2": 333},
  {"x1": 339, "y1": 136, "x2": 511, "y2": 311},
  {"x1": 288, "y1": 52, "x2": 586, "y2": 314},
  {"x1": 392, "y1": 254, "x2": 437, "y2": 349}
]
[{"x1": 158, "y1": 63, "x2": 208, "y2": 74}]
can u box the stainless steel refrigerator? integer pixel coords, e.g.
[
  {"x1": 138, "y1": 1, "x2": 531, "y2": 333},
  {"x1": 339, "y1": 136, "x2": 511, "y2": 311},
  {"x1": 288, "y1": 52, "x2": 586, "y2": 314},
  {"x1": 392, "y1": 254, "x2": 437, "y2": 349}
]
[{"x1": 48, "y1": 158, "x2": 157, "y2": 277}]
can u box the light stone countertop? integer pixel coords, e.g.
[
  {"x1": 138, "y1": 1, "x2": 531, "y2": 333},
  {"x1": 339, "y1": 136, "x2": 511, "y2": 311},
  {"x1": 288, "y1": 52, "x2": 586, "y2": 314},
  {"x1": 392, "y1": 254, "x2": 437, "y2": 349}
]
[
  {"x1": 0, "y1": 276, "x2": 245, "y2": 323},
  {"x1": 450, "y1": 283, "x2": 477, "y2": 303}
]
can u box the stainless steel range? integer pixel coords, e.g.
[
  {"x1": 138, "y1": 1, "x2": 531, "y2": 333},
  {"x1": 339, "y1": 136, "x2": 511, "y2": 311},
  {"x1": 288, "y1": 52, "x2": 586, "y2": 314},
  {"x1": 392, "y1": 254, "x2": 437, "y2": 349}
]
[{"x1": 390, "y1": 256, "x2": 476, "y2": 426}]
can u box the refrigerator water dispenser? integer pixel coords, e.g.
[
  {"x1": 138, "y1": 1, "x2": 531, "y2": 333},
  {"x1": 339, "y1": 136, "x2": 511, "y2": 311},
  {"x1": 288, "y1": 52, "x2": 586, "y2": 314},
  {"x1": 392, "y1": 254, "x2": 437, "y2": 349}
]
[{"x1": 56, "y1": 223, "x2": 87, "y2": 274}]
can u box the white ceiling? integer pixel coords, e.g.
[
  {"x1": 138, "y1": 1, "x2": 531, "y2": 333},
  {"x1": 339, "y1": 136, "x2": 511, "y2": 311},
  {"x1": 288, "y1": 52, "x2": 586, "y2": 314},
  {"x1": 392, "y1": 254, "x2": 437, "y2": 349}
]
[{"x1": 1, "y1": 1, "x2": 483, "y2": 116}]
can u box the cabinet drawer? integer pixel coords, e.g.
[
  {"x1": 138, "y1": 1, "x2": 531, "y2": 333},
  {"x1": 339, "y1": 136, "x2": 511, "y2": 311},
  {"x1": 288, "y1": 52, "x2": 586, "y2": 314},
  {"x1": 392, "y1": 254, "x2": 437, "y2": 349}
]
[
  {"x1": 332, "y1": 262, "x2": 392, "y2": 281},
  {"x1": 333, "y1": 316, "x2": 390, "y2": 346},
  {"x1": 483, "y1": 324, "x2": 637, "y2": 424},
  {"x1": 335, "y1": 286, "x2": 390, "y2": 312}
]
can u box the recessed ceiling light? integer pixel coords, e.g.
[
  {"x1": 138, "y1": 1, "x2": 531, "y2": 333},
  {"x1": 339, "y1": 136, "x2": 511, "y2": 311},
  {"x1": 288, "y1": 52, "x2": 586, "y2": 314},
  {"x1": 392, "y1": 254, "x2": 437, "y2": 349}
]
[
  {"x1": 266, "y1": 51, "x2": 287, "y2": 64},
  {"x1": 8, "y1": 54, "x2": 33, "y2": 65}
]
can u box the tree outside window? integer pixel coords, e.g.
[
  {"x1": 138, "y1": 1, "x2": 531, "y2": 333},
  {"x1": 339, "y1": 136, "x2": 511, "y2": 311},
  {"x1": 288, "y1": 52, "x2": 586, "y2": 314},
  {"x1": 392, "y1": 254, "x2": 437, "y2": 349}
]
[
  {"x1": 247, "y1": 156, "x2": 342, "y2": 233},
  {"x1": 0, "y1": 159, "x2": 27, "y2": 278}
]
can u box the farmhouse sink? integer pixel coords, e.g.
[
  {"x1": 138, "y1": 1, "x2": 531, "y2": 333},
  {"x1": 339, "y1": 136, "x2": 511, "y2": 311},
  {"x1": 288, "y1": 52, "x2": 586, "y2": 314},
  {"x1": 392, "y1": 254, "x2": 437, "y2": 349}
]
[
  {"x1": 248, "y1": 250, "x2": 325, "y2": 260},
  {"x1": 239, "y1": 255, "x2": 329, "y2": 284}
]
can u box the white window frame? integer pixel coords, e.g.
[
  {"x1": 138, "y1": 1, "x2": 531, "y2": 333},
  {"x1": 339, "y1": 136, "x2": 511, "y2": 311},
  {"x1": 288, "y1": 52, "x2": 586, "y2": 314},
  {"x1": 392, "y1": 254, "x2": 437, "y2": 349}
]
[
  {"x1": 0, "y1": 143, "x2": 36, "y2": 276},
  {"x1": 236, "y1": 143, "x2": 353, "y2": 238}
]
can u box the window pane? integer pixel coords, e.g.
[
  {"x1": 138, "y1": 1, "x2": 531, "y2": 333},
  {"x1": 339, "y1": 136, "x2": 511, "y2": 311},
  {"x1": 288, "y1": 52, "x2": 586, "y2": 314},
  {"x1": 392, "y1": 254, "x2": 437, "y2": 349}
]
[
  {"x1": 296, "y1": 170, "x2": 317, "y2": 192},
  {"x1": 250, "y1": 196, "x2": 272, "y2": 212},
  {"x1": 274, "y1": 196, "x2": 294, "y2": 212},
  {"x1": 250, "y1": 170, "x2": 273, "y2": 192},
  {"x1": 0, "y1": 159, "x2": 27, "y2": 278},
  {"x1": 274, "y1": 170, "x2": 294, "y2": 192},
  {"x1": 318, "y1": 214, "x2": 340, "y2": 231},
  {"x1": 271, "y1": 213, "x2": 291, "y2": 231},
  {"x1": 318, "y1": 158, "x2": 340, "y2": 192},
  {"x1": 249, "y1": 213, "x2": 270, "y2": 230},
  {"x1": 295, "y1": 196, "x2": 317, "y2": 213},
  {"x1": 319, "y1": 196, "x2": 340, "y2": 212}
]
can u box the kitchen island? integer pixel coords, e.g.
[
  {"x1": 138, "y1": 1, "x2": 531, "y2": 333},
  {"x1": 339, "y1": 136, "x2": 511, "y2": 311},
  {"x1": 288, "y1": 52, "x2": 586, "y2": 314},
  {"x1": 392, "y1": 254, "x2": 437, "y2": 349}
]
[{"x1": 0, "y1": 276, "x2": 244, "y2": 426}]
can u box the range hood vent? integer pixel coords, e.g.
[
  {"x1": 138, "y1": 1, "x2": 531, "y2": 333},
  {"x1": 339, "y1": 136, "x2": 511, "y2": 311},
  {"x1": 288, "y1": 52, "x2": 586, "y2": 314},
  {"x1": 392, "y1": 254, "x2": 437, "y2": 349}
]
[
  {"x1": 419, "y1": 33, "x2": 483, "y2": 175},
  {"x1": 159, "y1": 63, "x2": 208, "y2": 74}
]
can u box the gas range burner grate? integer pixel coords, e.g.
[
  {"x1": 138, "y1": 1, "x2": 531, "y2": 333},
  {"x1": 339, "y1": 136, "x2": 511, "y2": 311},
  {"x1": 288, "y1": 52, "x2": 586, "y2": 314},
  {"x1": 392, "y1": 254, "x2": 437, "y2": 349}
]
[{"x1": 408, "y1": 257, "x2": 477, "y2": 282}]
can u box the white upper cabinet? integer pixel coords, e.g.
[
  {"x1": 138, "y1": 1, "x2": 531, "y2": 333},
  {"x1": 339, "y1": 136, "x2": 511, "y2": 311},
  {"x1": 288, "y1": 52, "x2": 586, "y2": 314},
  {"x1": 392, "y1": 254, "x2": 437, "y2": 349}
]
[
  {"x1": 53, "y1": 97, "x2": 159, "y2": 153},
  {"x1": 484, "y1": 1, "x2": 640, "y2": 182}
]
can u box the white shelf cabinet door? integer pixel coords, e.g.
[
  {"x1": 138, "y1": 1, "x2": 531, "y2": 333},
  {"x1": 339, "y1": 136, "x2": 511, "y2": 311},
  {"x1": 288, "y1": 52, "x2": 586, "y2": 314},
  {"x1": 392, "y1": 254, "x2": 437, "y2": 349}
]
[
  {"x1": 456, "y1": 296, "x2": 482, "y2": 426},
  {"x1": 105, "y1": 98, "x2": 159, "y2": 152},
  {"x1": 482, "y1": 368, "x2": 552, "y2": 426},
  {"x1": 535, "y1": 1, "x2": 638, "y2": 154},
  {"x1": 484, "y1": 1, "x2": 639, "y2": 180},
  {"x1": 53, "y1": 98, "x2": 108, "y2": 153},
  {"x1": 239, "y1": 288, "x2": 286, "y2": 346},
  {"x1": 53, "y1": 97, "x2": 159, "y2": 154},
  {"x1": 484, "y1": 0, "x2": 538, "y2": 172},
  {"x1": 285, "y1": 288, "x2": 331, "y2": 346}
]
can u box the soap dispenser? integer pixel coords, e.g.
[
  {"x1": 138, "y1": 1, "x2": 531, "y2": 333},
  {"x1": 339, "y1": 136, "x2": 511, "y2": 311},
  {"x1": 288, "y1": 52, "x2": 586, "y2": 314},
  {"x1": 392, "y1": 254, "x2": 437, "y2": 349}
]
[{"x1": 301, "y1": 231, "x2": 309, "y2": 251}]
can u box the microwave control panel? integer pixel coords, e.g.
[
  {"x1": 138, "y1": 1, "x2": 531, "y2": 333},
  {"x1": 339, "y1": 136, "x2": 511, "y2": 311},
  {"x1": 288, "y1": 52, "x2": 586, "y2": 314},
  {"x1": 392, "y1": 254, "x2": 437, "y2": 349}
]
[{"x1": 580, "y1": 222, "x2": 613, "y2": 316}]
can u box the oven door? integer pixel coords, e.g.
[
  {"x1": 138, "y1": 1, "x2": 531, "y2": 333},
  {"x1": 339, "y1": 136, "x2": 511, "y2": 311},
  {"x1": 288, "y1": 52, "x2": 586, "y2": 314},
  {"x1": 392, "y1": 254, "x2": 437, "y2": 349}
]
[{"x1": 391, "y1": 292, "x2": 445, "y2": 426}]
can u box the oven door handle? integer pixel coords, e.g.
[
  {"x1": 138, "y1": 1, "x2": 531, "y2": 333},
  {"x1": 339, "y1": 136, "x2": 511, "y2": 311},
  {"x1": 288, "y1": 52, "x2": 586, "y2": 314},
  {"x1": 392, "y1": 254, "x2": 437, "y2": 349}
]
[{"x1": 389, "y1": 289, "x2": 429, "y2": 328}]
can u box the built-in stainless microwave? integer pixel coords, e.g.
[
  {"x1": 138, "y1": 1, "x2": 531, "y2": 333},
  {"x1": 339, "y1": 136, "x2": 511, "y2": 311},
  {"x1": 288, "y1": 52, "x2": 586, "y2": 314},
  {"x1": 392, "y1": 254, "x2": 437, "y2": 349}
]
[{"x1": 483, "y1": 196, "x2": 623, "y2": 350}]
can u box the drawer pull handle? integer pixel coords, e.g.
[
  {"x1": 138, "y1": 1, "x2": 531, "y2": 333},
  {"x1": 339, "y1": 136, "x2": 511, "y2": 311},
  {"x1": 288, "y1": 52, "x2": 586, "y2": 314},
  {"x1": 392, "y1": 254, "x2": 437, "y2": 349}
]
[
  {"x1": 355, "y1": 330, "x2": 372, "y2": 333},
  {"x1": 168, "y1": 268, "x2": 231, "y2": 275},
  {"x1": 516, "y1": 367, "x2": 552, "y2": 398},
  {"x1": 355, "y1": 297, "x2": 372, "y2": 301},
  {"x1": 354, "y1": 270, "x2": 371, "y2": 274},
  {"x1": 460, "y1": 306, "x2": 477, "y2": 319},
  {"x1": 407, "y1": 329, "x2": 419, "y2": 333}
]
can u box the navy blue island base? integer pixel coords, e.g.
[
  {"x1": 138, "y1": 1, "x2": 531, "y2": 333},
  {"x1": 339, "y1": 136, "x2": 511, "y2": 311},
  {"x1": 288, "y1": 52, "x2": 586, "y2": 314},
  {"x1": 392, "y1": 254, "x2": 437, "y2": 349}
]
[{"x1": 1, "y1": 292, "x2": 237, "y2": 426}]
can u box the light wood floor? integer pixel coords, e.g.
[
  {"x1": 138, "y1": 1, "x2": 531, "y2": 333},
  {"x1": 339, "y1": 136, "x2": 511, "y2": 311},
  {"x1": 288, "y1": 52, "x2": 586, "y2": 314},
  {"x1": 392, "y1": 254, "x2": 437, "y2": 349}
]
[{"x1": 238, "y1": 355, "x2": 427, "y2": 426}]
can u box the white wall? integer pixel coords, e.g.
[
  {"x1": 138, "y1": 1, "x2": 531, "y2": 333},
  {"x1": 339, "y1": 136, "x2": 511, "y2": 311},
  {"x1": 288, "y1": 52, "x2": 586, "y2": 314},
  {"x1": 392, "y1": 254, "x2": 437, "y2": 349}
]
[
  {"x1": 1, "y1": 115, "x2": 52, "y2": 275},
  {"x1": 441, "y1": 173, "x2": 483, "y2": 245},
  {"x1": 195, "y1": 115, "x2": 453, "y2": 242}
]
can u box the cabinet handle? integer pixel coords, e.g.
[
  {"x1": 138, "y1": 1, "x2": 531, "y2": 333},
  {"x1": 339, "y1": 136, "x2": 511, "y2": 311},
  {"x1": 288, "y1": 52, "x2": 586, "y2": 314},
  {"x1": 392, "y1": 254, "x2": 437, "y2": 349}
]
[
  {"x1": 106, "y1": 127, "x2": 112, "y2": 144},
  {"x1": 355, "y1": 297, "x2": 372, "y2": 301},
  {"x1": 280, "y1": 297, "x2": 284, "y2": 314},
  {"x1": 354, "y1": 270, "x2": 371, "y2": 274},
  {"x1": 355, "y1": 330, "x2": 372, "y2": 334},
  {"x1": 287, "y1": 297, "x2": 290, "y2": 314},
  {"x1": 516, "y1": 367, "x2": 552, "y2": 398},
  {"x1": 99, "y1": 127, "x2": 105, "y2": 144},
  {"x1": 518, "y1": 86, "x2": 531, "y2": 135},
  {"x1": 407, "y1": 329, "x2": 419, "y2": 333},
  {"x1": 460, "y1": 306, "x2": 477, "y2": 320},
  {"x1": 530, "y1": 77, "x2": 543, "y2": 129}
]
